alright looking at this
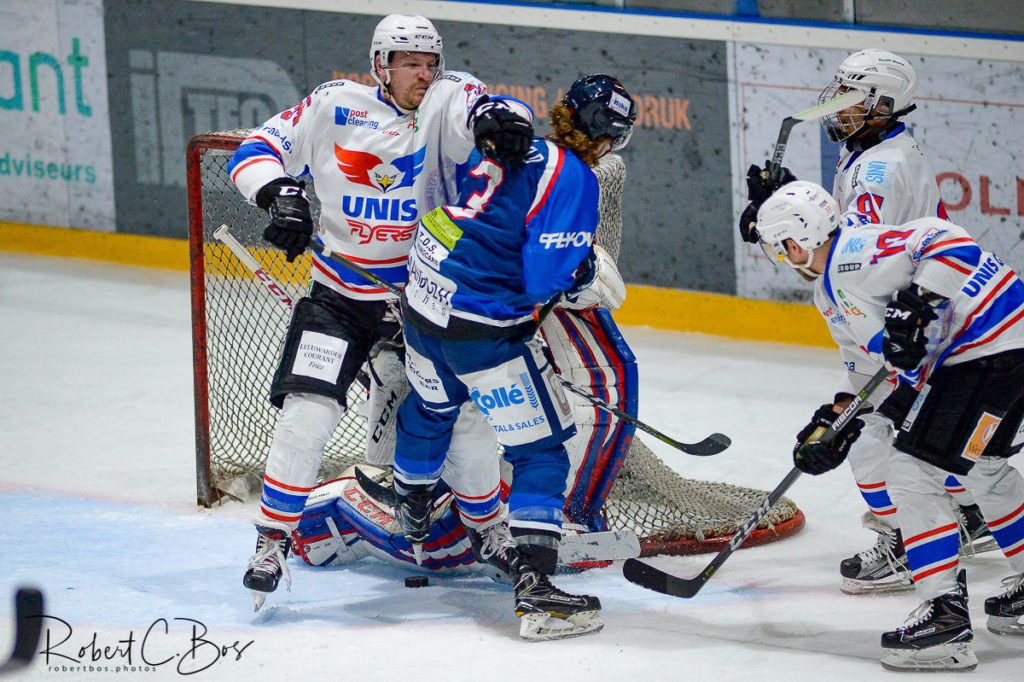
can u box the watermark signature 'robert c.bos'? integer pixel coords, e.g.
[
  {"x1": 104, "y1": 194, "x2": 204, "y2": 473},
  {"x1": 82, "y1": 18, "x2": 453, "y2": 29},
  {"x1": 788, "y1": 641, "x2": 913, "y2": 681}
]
[{"x1": 36, "y1": 615, "x2": 255, "y2": 675}]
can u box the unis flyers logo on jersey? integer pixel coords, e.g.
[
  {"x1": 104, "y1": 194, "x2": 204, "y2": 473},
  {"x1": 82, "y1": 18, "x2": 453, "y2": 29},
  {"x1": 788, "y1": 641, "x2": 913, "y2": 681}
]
[{"x1": 335, "y1": 144, "x2": 425, "y2": 194}]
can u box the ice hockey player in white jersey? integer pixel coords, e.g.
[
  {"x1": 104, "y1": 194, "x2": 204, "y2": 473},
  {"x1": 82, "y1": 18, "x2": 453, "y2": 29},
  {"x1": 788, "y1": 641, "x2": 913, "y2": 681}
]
[
  {"x1": 227, "y1": 14, "x2": 535, "y2": 611},
  {"x1": 739, "y1": 49, "x2": 991, "y2": 595},
  {"x1": 756, "y1": 180, "x2": 1024, "y2": 672}
]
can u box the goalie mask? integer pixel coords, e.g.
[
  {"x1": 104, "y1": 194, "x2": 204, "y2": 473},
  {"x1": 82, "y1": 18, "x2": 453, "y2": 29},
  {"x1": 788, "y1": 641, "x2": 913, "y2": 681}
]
[
  {"x1": 756, "y1": 181, "x2": 841, "y2": 279},
  {"x1": 819, "y1": 49, "x2": 917, "y2": 142},
  {"x1": 563, "y1": 75, "x2": 638, "y2": 151},
  {"x1": 369, "y1": 14, "x2": 445, "y2": 89}
]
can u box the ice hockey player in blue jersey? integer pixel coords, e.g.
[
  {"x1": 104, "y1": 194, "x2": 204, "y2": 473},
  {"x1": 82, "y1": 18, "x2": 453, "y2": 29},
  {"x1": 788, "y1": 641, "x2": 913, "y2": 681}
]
[{"x1": 392, "y1": 74, "x2": 636, "y2": 641}]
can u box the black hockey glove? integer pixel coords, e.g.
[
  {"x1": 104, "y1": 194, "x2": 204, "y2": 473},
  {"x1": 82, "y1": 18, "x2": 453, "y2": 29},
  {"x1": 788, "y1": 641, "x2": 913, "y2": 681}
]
[
  {"x1": 883, "y1": 287, "x2": 940, "y2": 371},
  {"x1": 471, "y1": 99, "x2": 534, "y2": 166},
  {"x1": 256, "y1": 177, "x2": 314, "y2": 263},
  {"x1": 793, "y1": 403, "x2": 864, "y2": 475},
  {"x1": 738, "y1": 162, "x2": 797, "y2": 244}
]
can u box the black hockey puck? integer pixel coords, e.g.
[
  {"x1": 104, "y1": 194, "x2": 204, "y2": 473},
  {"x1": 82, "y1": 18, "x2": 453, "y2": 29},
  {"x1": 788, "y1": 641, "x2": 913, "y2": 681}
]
[{"x1": 405, "y1": 576, "x2": 429, "y2": 588}]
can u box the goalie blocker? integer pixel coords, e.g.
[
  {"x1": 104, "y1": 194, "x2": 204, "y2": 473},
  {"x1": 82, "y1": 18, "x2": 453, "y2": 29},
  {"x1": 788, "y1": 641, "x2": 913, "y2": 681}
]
[{"x1": 293, "y1": 307, "x2": 641, "y2": 574}]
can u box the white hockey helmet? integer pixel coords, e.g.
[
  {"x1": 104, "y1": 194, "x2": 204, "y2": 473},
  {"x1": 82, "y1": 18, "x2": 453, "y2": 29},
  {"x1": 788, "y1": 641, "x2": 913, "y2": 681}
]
[
  {"x1": 819, "y1": 49, "x2": 917, "y2": 142},
  {"x1": 369, "y1": 15, "x2": 445, "y2": 88},
  {"x1": 756, "y1": 181, "x2": 841, "y2": 278}
]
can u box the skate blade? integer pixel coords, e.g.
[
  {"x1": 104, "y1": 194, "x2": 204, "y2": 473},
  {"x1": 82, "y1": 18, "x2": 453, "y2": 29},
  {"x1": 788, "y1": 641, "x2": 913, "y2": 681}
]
[
  {"x1": 960, "y1": 536, "x2": 1000, "y2": 556},
  {"x1": 251, "y1": 590, "x2": 267, "y2": 613},
  {"x1": 880, "y1": 642, "x2": 977, "y2": 672},
  {"x1": 986, "y1": 614, "x2": 1024, "y2": 636},
  {"x1": 840, "y1": 575, "x2": 914, "y2": 595},
  {"x1": 518, "y1": 611, "x2": 603, "y2": 642}
]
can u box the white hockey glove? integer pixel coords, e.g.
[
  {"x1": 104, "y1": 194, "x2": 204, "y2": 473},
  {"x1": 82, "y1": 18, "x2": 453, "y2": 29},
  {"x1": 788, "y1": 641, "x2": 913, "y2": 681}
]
[{"x1": 561, "y1": 245, "x2": 626, "y2": 311}]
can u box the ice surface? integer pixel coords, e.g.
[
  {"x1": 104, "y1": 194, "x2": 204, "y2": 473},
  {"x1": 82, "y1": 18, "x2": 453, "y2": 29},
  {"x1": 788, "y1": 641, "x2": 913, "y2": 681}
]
[{"x1": 1, "y1": 253, "x2": 1019, "y2": 680}]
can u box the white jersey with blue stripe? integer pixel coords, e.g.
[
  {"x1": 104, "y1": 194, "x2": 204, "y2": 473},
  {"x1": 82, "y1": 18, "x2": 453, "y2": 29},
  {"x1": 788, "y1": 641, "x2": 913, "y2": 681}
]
[
  {"x1": 833, "y1": 125, "x2": 947, "y2": 227},
  {"x1": 404, "y1": 140, "x2": 600, "y2": 336},
  {"x1": 226, "y1": 73, "x2": 486, "y2": 300},
  {"x1": 814, "y1": 217, "x2": 1024, "y2": 396}
]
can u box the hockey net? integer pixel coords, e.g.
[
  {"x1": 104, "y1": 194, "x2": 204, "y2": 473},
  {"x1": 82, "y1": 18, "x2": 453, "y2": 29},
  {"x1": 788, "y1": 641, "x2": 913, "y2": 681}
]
[{"x1": 187, "y1": 131, "x2": 804, "y2": 556}]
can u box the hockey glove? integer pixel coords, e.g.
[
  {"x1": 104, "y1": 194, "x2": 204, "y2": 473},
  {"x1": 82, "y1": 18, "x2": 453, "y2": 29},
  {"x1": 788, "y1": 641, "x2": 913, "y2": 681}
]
[
  {"x1": 562, "y1": 245, "x2": 626, "y2": 310},
  {"x1": 471, "y1": 98, "x2": 534, "y2": 166},
  {"x1": 256, "y1": 177, "x2": 314, "y2": 263},
  {"x1": 883, "y1": 287, "x2": 940, "y2": 371},
  {"x1": 738, "y1": 162, "x2": 797, "y2": 244},
  {"x1": 793, "y1": 403, "x2": 864, "y2": 476}
]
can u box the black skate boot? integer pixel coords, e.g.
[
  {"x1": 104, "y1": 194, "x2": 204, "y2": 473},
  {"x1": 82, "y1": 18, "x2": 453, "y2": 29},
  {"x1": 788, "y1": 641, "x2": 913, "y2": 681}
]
[
  {"x1": 880, "y1": 569, "x2": 976, "y2": 672},
  {"x1": 396, "y1": 487, "x2": 433, "y2": 564},
  {"x1": 840, "y1": 524, "x2": 913, "y2": 594},
  {"x1": 466, "y1": 521, "x2": 518, "y2": 583},
  {"x1": 513, "y1": 558, "x2": 603, "y2": 642},
  {"x1": 956, "y1": 504, "x2": 998, "y2": 556},
  {"x1": 243, "y1": 523, "x2": 292, "y2": 612},
  {"x1": 984, "y1": 572, "x2": 1024, "y2": 636}
]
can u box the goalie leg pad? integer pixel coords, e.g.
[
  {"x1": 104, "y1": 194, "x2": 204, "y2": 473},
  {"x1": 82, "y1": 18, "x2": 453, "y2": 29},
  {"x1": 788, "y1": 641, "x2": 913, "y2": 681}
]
[
  {"x1": 292, "y1": 479, "x2": 367, "y2": 567},
  {"x1": 364, "y1": 345, "x2": 410, "y2": 467},
  {"x1": 301, "y1": 462, "x2": 477, "y2": 569},
  {"x1": 540, "y1": 308, "x2": 637, "y2": 530}
]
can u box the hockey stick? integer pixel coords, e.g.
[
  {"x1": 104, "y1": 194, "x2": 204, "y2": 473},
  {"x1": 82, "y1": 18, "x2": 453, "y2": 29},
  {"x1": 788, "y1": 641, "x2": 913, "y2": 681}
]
[
  {"x1": 212, "y1": 224, "x2": 295, "y2": 308},
  {"x1": 623, "y1": 364, "x2": 892, "y2": 598},
  {"x1": 0, "y1": 588, "x2": 43, "y2": 675},
  {"x1": 558, "y1": 380, "x2": 730, "y2": 456},
  {"x1": 741, "y1": 90, "x2": 869, "y2": 238},
  {"x1": 765, "y1": 90, "x2": 866, "y2": 186},
  {"x1": 214, "y1": 226, "x2": 731, "y2": 458}
]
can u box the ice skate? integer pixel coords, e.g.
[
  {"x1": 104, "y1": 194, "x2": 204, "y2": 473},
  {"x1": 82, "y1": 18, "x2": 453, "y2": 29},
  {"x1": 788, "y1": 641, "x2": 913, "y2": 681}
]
[
  {"x1": 956, "y1": 503, "x2": 998, "y2": 556},
  {"x1": 466, "y1": 521, "x2": 518, "y2": 583},
  {"x1": 396, "y1": 488, "x2": 433, "y2": 565},
  {"x1": 243, "y1": 523, "x2": 292, "y2": 612},
  {"x1": 840, "y1": 524, "x2": 913, "y2": 594},
  {"x1": 985, "y1": 572, "x2": 1024, "y2": 636},
  {"x1": 880, "y1": 570, "x2": 976, "y2": 672},
  {"x1": 514, "y1": 564, "x2": 603, "y2": 642}
]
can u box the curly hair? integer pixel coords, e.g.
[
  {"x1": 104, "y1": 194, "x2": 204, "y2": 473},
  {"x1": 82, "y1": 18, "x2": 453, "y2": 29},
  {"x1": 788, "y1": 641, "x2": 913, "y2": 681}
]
[{"x1": 546, "y1": 102, "x2": 608, "y2": 168}]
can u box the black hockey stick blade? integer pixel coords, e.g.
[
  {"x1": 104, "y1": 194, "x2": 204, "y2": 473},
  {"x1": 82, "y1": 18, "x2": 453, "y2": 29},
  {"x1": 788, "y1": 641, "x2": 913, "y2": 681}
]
[
  {"x1": 558, "y1": 379, "x2": 731, "y2": 456},
  {"x1": 622, "y1": 557, "x2": 705, "y2": 598},
  {"x1": 676, "y1": 432, "x2": 732, "y2": 457},
  {"x1": 0, "y1": 588, "x2": 44, "y2": 674},
  {"x1": 353, "y1": 466, "x2": 399, "y2": 507}
]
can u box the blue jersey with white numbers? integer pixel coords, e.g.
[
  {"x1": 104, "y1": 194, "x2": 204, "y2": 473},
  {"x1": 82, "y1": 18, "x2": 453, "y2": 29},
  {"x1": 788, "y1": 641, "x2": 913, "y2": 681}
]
[{"x1": 403, "y1": 139, "x2": 600, "y2": 338}]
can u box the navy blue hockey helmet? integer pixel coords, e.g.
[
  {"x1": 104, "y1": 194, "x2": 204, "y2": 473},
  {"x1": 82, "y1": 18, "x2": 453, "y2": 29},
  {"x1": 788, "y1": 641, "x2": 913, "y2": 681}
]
[{"x1": 563, "y1": 75, "x2": 637, "y2": 151}]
